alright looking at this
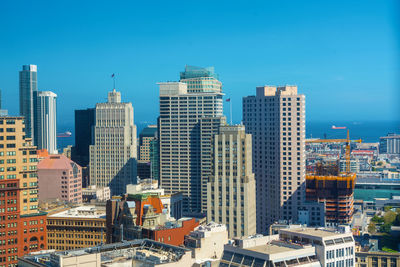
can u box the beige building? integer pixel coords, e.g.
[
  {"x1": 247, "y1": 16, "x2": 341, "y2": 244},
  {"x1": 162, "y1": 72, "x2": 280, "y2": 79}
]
[
  {"x1": 47, "y1": 205, "x2": 106, "y2": 251},
  {"x1": 207, "y1": 125, "x2": 256, "y2": 238},
  {"x1": 356, "y1": 251, "x2": 400, "y2": 267},
  {"x1": 243, "y1": 85, "x2": 306, "y2": 233},
  {"x1": 159, "y1": 66, "x2": 225, "y2": 213},
  {"x1": 89, "y1": 89, "x2": 137, "y2": 196},
  {"x1": 184, "y1": 222, "x2": 228, "y2": 264}
]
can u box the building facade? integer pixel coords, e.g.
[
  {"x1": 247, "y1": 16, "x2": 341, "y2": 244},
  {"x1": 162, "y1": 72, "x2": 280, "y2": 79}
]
[
  {"x1": 19, "y1": 65, "x2": 37, "y2": 140},
  {"x1": 159, "y1": 66, "x2": 224, "y2": 213},
  {"x1": 355, "y1": 251, "x2": 400, "y2": 267},
  {"x1": 207, "y1": 125, "x2": 256, "y2": 238},
  {"x1": 72, "y1": 108, "x2": 95, "y2": 168},
  {"x1": 379, "y1": 133, "x2": 400, "y2": 155},
  {"x1": 37, "y1": 154, "x2": 82, "y2": 203},
  {"x1": 89, "y1": 89, "x2": 137, "y2": 195},
  {"x1": 139, "y1": 125, "x2": 157, "y2": 162},
  {"x1": 33, "y1": 91, "x2": 57, "y2": 154},
  {"x1": 0, "y1": 116, "x2": 47, "y2": 267},
  {"x1": 243, "y1": 86, "x2": 306, "y2": 233},
  {"x1": 46, "y1": 206, "x2": 106, "y2": 251}
]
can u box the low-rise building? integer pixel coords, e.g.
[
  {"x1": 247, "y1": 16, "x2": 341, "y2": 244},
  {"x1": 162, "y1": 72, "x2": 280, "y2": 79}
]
[
  {"x1": 18, "y1": 239, "x2": 193, "y2": 267},
  {"x1": 106, "y1": 193, "x2": 197, "y2": 246},
  {"x1": 220, "y1": 226, "x2": 355, "y2": 267},
  {"x1": 82, "y1": 185, "x2": 110, "y2": 203},
  {"x1": 126, "y1": 179, "x2": 183, "y2": 220},
  {"x1": 355, "y1": 251, "x2": 400, "y2": 267},
  {"x1": 47, "y1": 205, "x2": 106, "y2": 251},
  {"x1": 37, "y1": 155, "x2": 82, "y2": 204},
  {"x1": 184, "y1": 222, "x2": 228, "y2": 264}
]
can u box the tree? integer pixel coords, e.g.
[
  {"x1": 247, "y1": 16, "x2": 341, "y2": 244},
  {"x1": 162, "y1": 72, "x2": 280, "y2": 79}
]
[
  {"x1": 368, "y1": 222, "x2": 376, "y2": 234},
  {"x1": 384, "y1": 206, "x2": 393, "y2": 212},
  {"x1": 371, "y1": 215, "x2": 384, "y2": 224},
  {"x1": 384, "y1": 211, "x2": 397, "y2": 225},
  {"x1": 380, "y1": 223, "x2": 391, "y2": 233}
]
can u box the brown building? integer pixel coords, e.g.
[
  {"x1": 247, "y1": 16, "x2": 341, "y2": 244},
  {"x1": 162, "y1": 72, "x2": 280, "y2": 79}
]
[
  {"x1": 306, "y1": 162, "x2": 355, "y2": 225},
  {"x1": 0, "y1": 116, "x2": 47, "y2": 267},
  {"x1": 356, "y1": 251, "x2": 400, "y2": 267},
  {"x1": 46, "y1": 205, "x2": 106, "y2": 251}
]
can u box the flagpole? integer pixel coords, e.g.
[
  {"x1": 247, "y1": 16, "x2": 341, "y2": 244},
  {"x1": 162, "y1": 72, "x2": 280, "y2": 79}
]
[
  {"x1": 113, "y1": 75, "x2": 116, "y2": 89},
  {"x1": 230, "y1": 99, "x2": 232, "y2": 125}
]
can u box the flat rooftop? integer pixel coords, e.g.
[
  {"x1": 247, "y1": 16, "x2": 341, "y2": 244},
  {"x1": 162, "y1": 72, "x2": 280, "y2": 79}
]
[
  {"x1": 280, "y1": 228, "x2": 351, "y2": 238},
  {"x1": 249, "y1": 243, "x2": 303, "y2": 255},
  {"x1": 48, "y1": 205, "x2": 105, "y2": 219}
]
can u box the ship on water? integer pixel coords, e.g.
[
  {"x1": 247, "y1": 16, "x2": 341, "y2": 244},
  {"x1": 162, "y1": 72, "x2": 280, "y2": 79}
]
[
  {"x1": 57, "y1": 131, "x2": 72, "y2": 138},
  {"x1": 331, "y1": 125, "x2": 346, "y2": 130}
]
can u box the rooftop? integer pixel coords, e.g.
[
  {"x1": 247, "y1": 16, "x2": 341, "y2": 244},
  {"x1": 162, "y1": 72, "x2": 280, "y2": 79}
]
[
  {"x1": 19, "y1": 239, "x2": 190, "y2": 267},
  {"x1": 48, "y1": 205, "x2": 105, "y2": 219},
  {"x1": 38, "y1": 154, "x2": 79, "y2": 170}
]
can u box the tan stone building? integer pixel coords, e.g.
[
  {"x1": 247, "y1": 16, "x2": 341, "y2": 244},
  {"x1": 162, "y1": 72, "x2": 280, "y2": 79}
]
[
  {"x1": 356, "y1": 251, "x2": 400, "y2": 267},
  {"x1": 207, "y1": 125, "x2": 256, "y2": 238},
  {"x1": 47, "y1": 205, "x2": 106, "y2": 251},
  {"x1": 243, "y1": 86, "x2": 306, "y2": 233}
]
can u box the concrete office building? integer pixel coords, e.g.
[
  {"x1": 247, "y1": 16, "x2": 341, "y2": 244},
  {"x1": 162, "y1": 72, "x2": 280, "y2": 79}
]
[
  {"x1": 19, "y1": 64, "x2": 38, "y2": 140},
  {"x1": 37, "y1": 154, "x2": 82, "y2": 204},
  {"x1": 159, "y1": 66, "x2": 224, "y2": 213},
  {"x1": 379, "y1": 133, "x2": 400, "y2": 155},
  {"x1": 243, "y1": 86, "x2": 306, "y2": 233},
  {"x1": 220, "y1": 226, "x2": 355, "y2": 267},
  {"x1": 207, "y1": 125, "x2": 256, "y2": 238},
  {"x1": 33, "y1": 91, "x2": 57, "y2": 154},
  {"x1": 89, "y1": 89, "x2": 137, "y2": 195}
]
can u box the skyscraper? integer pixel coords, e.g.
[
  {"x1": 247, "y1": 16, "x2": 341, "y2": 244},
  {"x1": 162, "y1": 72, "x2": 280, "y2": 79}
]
[
  {"x1": 207, "y1": 125, "x2": 256, "y2": 238},
  {"x1": 89, "y1": 89, "x2": 137, "y2": 195},
  {"x1": 138, "y1": 125, "x2": 157, "y2": 162},
  {"x1": 72, "y1": 108, "x2": 96, "y2": 167},
  {"x1": 243, "y1": 86, "x2": 306, "y2": 234},
  {"x1": 33, "y1": 91, "x2": 57, "y2": 154},
  {"x1": 19, "y1": 64, "x2": 37, "y2": 140},
  {"x1": 158, "y1": 66, "x2": 224, "y2": 213}
]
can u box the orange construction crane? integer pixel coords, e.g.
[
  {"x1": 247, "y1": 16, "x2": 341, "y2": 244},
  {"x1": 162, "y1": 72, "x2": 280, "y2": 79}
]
[{"x1": 306, "y1": 130, "x2": 362, "y2": 173}]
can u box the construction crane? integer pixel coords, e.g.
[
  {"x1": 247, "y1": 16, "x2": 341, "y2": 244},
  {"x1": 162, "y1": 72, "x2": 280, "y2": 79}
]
[{"x1": 306, "y1": 130, "x2": 362, "y2": 173}]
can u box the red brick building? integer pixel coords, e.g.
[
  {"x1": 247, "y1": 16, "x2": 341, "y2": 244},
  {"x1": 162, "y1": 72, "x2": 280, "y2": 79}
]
[{"x1": 0, "y1": 117, "x2": 47, "y2": 267}]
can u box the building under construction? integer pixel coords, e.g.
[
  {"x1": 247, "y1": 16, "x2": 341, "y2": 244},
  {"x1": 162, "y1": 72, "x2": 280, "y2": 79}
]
[
  {"x1": 306, "y1": 162, "x2": 356, "y2": 225},
  {"x1": 306, "y1": 131, "x2": 359, "y2": 226}
]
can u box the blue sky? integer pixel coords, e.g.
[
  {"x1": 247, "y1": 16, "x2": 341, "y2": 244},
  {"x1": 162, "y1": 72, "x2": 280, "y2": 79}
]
[{"x1": 1, "y1": 0, "x2": 399, "y2": 127}]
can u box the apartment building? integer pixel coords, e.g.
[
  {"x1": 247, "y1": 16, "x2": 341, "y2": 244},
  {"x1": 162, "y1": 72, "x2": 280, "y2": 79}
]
[{"x1": 243, "y1": 85, "x2": 306, "y2": 233}]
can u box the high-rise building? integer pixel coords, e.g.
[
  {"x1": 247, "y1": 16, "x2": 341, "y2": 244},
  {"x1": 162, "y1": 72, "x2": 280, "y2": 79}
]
[
  {"x1": 0, "y1": 116, "x2": 47, "y2": 266},
  {"x1": 379, "y1": 133, "x2": 400, "y2": 155},
  {"x1": 33, "y1": 91, "x2": 57, "y2": 154},
  {"x1": 243, "y1": 86, "x2": 306, "y2": 233},
  {"x1": 207, "y1": 125, "x2": 256, "y2": 238},
  {"x1": 72, "y1": 108, "x2": 95, "y2": 167},
  {"x1": 139, "y1": 125, "x2": 157, "y2": 162},
  {"x1": 89, "y1": 89, "x2": 137, "y2": 195},
  {"x1": 159, "y1": 66, "x2": 224, "y2": 213},
  {"x1": 19, "y1": 65, "x2": 38, "y2": 140},
  {"x1": 149, "y1": 138, "x2": 159, "y2": 181},
  {"x1": 37, "y1": 154, "x2": 82, "y2": 204}
]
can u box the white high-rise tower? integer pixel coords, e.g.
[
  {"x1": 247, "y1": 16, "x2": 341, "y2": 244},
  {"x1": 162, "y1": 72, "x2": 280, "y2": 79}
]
[
  {"x1": 89, "y1": 89, "x2": 137, "y2": 195},
  {"x1": 34, "y1": 91, "x2": 57, "y2": 154}
]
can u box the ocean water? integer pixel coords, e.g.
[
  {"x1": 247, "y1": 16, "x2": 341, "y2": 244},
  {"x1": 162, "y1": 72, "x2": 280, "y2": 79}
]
[{"x1": 57, "y1": 121, "x2": 400, "y2": 150}]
